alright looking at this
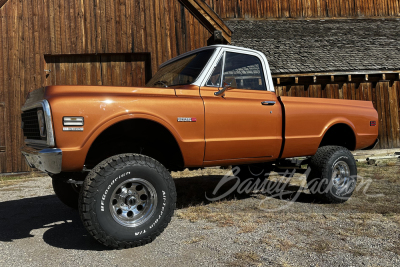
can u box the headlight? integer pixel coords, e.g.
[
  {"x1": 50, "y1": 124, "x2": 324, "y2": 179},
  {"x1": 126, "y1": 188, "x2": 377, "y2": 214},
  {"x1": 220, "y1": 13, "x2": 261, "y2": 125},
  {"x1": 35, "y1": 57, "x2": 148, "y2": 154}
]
[
  {"x1": 63, "y1": 116, "x2": 84, "y2": 126},
  {"x1": 37, "y1": 110, "x2": 46, "y2": 138}
]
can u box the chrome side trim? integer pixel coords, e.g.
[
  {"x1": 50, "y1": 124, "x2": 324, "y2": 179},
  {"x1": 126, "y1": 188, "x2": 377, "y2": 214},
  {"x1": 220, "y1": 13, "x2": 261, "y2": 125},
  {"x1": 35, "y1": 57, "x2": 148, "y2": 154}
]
[
  {"x1": 21, "y1": 146, "x2": 62, "y2": 174},
  {"x1": 21, "y1": 100, "x2": 55, "y2": 147}
]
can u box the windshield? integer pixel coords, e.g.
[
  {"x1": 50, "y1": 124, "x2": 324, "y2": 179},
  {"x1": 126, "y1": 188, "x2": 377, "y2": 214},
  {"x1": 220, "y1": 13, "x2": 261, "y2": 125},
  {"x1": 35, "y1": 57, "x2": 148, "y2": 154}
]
[{"x1": 146, "y1": 49, "x2": 215, "y2": 87}]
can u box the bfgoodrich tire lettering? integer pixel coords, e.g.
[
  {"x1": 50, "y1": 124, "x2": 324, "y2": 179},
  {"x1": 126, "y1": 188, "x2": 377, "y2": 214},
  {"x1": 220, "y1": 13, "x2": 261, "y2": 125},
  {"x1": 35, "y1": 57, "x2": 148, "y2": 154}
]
[{"x1": 79, "y1": 154, "x2": 176, "y2": 249}]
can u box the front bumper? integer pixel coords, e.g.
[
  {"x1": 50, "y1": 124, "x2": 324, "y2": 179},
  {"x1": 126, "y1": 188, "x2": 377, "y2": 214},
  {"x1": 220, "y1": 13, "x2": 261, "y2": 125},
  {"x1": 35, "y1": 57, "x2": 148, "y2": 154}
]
[{"x1": 21, "y1": 146, "x2": 62, "y2": 174}]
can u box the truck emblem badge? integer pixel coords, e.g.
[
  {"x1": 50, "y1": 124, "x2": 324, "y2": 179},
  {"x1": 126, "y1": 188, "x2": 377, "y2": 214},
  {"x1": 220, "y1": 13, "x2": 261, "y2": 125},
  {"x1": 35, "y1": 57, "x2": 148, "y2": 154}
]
[
  {"x1": 63, "y1": 127, "x2": 84, "y2": 131},
  {"x1": 177, "y1": 117, "x2": 197, "y2": 122}
]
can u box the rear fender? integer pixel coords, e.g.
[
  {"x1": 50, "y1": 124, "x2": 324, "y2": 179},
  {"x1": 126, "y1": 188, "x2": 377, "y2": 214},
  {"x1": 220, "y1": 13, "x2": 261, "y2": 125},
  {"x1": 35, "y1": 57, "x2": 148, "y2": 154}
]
[{"x1": 320, "y1": 118, "x2": 356, "y2": 142}]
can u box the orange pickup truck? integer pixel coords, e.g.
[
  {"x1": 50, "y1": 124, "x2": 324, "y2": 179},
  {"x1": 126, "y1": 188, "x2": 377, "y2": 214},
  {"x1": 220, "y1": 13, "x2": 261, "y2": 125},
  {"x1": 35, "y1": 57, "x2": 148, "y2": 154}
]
[{"x1": 21, "y1": 45, "x2": 378, "y2": 248}]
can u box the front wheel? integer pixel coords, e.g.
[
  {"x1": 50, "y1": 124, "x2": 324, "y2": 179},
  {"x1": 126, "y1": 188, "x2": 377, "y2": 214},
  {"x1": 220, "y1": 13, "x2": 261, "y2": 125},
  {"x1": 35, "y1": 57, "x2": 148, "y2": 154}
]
[
  {"x1": 307, "y1": 146, "x2": 357, "y2": 203},
  {"x1": 79, "y1": 154, "x2": 176, "y2": 248}
]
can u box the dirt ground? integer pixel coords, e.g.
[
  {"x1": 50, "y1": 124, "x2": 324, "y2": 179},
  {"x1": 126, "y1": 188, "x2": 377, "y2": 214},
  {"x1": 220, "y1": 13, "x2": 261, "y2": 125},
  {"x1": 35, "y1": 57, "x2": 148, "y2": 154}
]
[{"x1": 0, "y1": 150, "x2": 399, "y2": 266}]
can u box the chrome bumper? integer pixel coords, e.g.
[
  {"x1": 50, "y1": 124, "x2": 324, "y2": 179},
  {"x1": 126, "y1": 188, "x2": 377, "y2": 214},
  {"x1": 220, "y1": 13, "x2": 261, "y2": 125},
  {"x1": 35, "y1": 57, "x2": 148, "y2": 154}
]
[{"x1": 21, "y1": 146, "x2": 62, "y2": 174}]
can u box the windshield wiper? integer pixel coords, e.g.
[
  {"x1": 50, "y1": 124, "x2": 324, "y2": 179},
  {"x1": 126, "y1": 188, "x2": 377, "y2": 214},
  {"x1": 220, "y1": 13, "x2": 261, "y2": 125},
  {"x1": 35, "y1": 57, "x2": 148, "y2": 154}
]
[{"x1": 154, "y1": 81, "x2": 169, "y2": 88}]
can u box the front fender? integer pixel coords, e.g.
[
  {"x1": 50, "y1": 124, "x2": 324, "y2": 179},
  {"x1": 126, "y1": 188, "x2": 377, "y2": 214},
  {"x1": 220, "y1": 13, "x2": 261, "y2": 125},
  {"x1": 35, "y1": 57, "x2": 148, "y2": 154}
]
[
  {"x1": 46, "y1": 87, "x2": 205, "y2": 171},
  {"x1": 81, "y1": 113, "x2": 184, "y2": 151},
  {"x1": 59, "y1": 113, "x2": 190, "y2": 172}
]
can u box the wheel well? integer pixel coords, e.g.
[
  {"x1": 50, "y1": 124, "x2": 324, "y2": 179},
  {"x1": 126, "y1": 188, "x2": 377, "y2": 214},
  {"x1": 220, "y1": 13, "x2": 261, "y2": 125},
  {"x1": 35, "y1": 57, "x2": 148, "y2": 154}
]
[
  {"x1": 85, "y1": 119, "x2": 184, "y2": 171},
  {"x1": 319, "y1": 123, "x2": 356, "y2": 151}
]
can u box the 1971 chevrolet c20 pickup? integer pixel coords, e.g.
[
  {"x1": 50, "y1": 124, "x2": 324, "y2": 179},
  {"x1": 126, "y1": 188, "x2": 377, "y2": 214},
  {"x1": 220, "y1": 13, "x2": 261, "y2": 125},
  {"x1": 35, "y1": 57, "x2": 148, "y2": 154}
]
[{"x1": 21, "y1": 45, "x2": 378, "y2": 248}]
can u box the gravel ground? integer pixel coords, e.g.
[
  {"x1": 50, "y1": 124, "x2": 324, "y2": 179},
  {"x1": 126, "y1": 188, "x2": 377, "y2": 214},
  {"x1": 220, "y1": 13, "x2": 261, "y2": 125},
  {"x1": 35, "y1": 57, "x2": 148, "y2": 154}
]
[{"x1": 0, "y1": 150, "x2": 399, "y2": 267}]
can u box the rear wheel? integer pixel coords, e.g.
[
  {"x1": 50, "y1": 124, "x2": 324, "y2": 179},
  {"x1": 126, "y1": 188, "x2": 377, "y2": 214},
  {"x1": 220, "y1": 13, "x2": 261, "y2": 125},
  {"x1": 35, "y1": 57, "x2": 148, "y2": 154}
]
[
  {"x1": 307, "y1": 146, "x2": 357, "y2": 203},
  {"x1": 79, "y1": 154, "x2": 176, "y2": 249}
]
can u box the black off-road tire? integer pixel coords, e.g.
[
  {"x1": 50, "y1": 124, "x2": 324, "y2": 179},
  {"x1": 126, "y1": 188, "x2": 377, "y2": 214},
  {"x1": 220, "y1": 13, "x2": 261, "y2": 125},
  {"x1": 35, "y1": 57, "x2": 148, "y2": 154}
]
[
  {"x1": 51, "y1": 173, "x2": 85, "y2": 209},
  {"x1": 78, "y1": 154, "x2": 176, "y2": 249},
  {"x1": 307, "y1": 146, "x2": 357, "y2": 203}
]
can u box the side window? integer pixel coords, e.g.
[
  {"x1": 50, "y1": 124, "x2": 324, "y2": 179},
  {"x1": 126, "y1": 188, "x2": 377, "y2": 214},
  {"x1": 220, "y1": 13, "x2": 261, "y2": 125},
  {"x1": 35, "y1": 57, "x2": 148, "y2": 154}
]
[
  {"x1": 206, "y1": 57, "x2": 223, "y2": 87},
  {"x1": 223, "y1": 52, "x2": 266, "y2": 91}
]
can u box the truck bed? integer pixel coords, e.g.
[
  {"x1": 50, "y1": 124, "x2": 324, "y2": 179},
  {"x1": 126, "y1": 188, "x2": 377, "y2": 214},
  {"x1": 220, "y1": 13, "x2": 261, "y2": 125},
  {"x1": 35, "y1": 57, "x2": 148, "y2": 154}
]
[{"x1": 279, "y1": 96, "x2": 378, "y2": 159}]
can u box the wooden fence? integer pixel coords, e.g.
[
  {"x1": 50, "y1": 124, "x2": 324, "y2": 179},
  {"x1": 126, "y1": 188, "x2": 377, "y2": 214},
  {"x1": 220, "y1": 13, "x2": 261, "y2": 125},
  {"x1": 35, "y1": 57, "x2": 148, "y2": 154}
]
[
  {"x1": 205, "y1": 0, "x2": 400, "y2": 19},
  {"x1": 275, "y1": 81, "x2": 400, "y2": 149}
]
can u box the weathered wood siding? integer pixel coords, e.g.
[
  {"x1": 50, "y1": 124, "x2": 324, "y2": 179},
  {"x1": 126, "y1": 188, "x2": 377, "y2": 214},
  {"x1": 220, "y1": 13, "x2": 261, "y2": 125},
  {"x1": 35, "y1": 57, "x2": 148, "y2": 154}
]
[
  {"x1": 205, "y1": 0, "x2": 400, "y2": 19},
  {"x1": 0, "y1": 0, "x2": 211, "y2": 173},
  {"x1": 275, "y1": 82, "x2": 400, "y2": 149},
  {"x1": 44, "y1": 53, "x2": 151, "y2": 87}
]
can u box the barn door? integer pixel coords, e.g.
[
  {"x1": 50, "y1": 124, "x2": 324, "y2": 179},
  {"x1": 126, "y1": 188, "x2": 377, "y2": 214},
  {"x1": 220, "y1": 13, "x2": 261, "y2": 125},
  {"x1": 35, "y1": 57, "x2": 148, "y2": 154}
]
[
  {"x1": 44, "y1": 53, "x2": 151, "y2": 87},
  {"x1": 0, "y1": 102, "x2": 6, "y2": 172}
]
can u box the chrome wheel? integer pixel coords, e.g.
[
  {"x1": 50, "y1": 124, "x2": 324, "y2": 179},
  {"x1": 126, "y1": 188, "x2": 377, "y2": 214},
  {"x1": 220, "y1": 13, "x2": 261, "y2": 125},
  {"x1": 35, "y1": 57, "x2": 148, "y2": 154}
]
[
  {"x1": 109, "y1": 178, "x2": 157, "y2": 227},
  {"x1": 331, "y1": 161, "x2": 355, "y2": 195}
]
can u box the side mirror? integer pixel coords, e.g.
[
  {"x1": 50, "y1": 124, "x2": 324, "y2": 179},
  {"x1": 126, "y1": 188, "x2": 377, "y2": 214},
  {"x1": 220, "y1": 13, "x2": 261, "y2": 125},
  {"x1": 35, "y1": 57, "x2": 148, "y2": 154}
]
[{"x1": 214, "y1": 78, "x2": 237, "y2": 96}]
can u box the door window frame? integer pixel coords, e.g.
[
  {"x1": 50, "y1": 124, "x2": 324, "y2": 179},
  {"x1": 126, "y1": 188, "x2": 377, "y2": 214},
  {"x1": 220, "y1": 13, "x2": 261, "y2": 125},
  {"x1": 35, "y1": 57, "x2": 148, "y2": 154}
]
[
  {"x1": 205, "y1": 52, "x2": 226, "y2": 88},
  {"x1": 198, "y1": 46, "x2": 274, "y2": 92},
  {"x1": 221, "y1": 51, "x2": 267, "y2": 91}
]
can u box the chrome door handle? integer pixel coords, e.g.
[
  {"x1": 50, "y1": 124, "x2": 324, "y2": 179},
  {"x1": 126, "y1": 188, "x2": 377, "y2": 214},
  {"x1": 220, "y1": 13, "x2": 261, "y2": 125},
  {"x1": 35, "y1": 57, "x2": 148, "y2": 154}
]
[{"x1": 261, "y1": 101, "x2": 276, "y2": 106}]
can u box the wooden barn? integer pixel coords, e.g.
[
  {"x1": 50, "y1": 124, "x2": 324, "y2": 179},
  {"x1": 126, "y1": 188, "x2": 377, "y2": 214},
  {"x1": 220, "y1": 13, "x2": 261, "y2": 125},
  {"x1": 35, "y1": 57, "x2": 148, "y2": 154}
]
[
  {"x1": 0, "y1": 0, "x2": 231, "y2": 173},
  {"x1": 1, "y1": 0, "x2": 400, "y2": 173}
]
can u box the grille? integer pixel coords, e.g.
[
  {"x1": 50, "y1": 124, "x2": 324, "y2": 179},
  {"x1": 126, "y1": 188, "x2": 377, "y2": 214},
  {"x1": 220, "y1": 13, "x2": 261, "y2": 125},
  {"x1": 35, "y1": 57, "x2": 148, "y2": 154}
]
[{"x1": 21, "y1": 108, "x2": 44, "y2": 140}]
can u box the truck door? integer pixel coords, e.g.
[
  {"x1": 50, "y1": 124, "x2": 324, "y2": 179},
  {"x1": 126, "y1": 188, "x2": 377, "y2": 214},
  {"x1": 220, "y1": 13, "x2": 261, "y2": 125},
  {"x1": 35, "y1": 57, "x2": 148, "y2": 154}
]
[{"x1": 200, "y1": 51, "x2": 282, "y2": 163}]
